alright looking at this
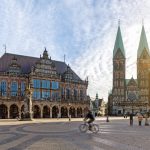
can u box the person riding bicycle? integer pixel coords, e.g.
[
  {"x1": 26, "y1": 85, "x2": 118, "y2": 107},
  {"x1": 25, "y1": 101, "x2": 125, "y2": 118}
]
[{"x1": 84, "y1": 110, "x2": 95, "y2": 130}]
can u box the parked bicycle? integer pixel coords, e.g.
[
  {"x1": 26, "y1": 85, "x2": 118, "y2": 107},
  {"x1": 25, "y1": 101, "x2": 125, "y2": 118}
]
[{"x1": 79, "y1": 121, "x2": 99, "y2": 133}]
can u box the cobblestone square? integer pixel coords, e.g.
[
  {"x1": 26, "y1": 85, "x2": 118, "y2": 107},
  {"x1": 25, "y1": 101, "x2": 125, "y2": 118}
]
[{"x1": 0, "y1": 117, "x2": 150, "y2": 150}]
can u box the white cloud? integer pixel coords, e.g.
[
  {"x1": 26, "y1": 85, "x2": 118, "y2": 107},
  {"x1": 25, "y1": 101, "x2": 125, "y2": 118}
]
[{"x1": 0, "y1": 0, "x2": 150, "y2": 101}]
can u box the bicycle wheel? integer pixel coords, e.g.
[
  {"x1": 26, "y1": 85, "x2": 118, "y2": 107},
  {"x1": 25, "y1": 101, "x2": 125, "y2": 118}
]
[
  {"x1": 79, "y1": 124, "x2": 88, "y2": 133},
  {"x1": 91, "y1": 124, "x2": 99, "y2": 133}
]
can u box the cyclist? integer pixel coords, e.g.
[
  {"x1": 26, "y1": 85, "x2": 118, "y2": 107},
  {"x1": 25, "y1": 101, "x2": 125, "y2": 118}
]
[{"x1": 84, "y1": 110, "x2": 95, "y2": 130}]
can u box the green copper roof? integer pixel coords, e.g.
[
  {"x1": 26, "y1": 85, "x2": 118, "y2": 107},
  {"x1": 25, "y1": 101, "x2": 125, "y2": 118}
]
[
  {"x1": 137, "y1": 26, "x2": 149, "y2": 58},
  {"x1": 113, "y1": 26, "x2": 125, "y2": 57}
]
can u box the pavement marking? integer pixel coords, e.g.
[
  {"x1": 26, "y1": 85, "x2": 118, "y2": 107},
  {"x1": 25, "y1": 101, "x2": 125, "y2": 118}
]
[
  {"x1": 0, "y1": 134, "x2": 34, "y2": 150},
  {"x1": 93, "y1": 135, "x2": 142, "y2": 150},
  {"x1": 26, "y1": 138, "x2": 82, "y2": 150}
]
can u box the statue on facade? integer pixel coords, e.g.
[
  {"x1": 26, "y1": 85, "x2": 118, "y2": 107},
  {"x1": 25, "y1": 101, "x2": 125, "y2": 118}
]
[{"x1": 21, "y1": 85, "x2": 33, "y2": 121}]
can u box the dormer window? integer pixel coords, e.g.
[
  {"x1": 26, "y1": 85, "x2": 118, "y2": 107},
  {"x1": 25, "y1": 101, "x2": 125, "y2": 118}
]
[{"x1": 7, "y1": 56, "x2": 21, "y2": 74}]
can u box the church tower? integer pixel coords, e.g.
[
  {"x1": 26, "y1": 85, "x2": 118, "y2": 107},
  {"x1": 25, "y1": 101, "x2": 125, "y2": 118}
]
[
  {"x1": 112, "y1": 23, "x2": 126, "y2": 115},
  {"x1": 137, "y1": 25, "x2": 150, "y2": 105}
]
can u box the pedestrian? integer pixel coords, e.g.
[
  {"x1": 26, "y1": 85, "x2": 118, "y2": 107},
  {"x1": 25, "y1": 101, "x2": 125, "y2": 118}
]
[
  {"x1": 129, "y1": 113, "x2": 133, "y2": 126},
  {"x1": 138, "y1": 114, "x2": 143, "y2": 126},
  {"x1": 69, "y1": 114, "x2": 71, "y2": 121}
]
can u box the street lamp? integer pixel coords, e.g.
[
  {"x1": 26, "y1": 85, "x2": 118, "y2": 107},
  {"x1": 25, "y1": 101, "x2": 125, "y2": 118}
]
[
  {"x1": 68, "y1": 103, "x2": 71, "y2": 121},
  {"x1": 145, "y1": 100, "x2": 149, "y2": 126}
]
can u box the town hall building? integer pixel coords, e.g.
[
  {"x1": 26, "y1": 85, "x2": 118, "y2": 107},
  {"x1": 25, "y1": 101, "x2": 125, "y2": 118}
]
[{"x1": 0, "y1": 49, "x2": 89, "y2": 119}]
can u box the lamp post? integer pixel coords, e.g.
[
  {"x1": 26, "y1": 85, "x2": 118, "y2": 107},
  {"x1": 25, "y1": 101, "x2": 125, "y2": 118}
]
[
  {"x1": 106, "y1": 103, "x2": 109, "y2": 122},
  {"x1": 68, "y1": 103, "x2": 71, "y2": 121},
  {"x1": 145, "y1": 101, "x2": 149, "y2": 126}
]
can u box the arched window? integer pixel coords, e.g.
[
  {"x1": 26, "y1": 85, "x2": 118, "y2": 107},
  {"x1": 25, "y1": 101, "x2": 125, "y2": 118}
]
[
  {"x1": 1, "y1": 81, "x2": 7, "y2": 96},
  {"x1": 11, "y1": 81, "x2": 18, "y2": 96}
]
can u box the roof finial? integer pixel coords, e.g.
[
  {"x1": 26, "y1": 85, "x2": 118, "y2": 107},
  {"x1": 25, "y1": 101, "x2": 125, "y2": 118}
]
[
  {"x1": 64, "y1": 54, "x2": 66, "y2": 63},
  {"x1": 3, "y1": 44, "x2": 6, "y2": 53}
]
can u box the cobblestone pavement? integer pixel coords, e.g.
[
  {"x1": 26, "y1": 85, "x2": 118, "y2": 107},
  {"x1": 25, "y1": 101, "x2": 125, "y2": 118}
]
[{"x1": 0, "y1": 117, "x2": 150, "y2": 150}]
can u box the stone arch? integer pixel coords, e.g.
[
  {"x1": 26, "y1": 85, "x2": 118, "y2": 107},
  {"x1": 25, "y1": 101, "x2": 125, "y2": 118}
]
[
  {"x1": 0, "y1": 104, "x2": 8, "y2": 119},
  {"x1": 77, "y1": 107, "x2": 82, "y2": 117},
  {"x1": 21, "y1": 105, "x2": 24, "y2": 112},
  {"x1": 52, "y1": 106, "x2": 59, "y2": 118},
  {"x1": 10, "y1": 104, "x2": 19, "y2": 119},
  {"x1": 69, "y1": 107, "x2": 75, "y2": 118},
  {"x1": 43, "y1": 105, "x2": 50, "y2": 118},
  {"x1": 33, "y1": 105, "x2": 41, "y2": 118},
  {"x1": 61, "y1": 106, "x2": 68, "y2": 118}
]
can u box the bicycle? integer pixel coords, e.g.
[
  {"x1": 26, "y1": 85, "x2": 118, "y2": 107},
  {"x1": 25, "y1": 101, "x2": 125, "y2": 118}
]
[{"x1": 79, "y1": 121, "x2": 99, "y2": 133}]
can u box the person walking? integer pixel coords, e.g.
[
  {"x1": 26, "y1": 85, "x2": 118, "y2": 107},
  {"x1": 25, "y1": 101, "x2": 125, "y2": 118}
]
[
  {"x1": 138, "y1": 114, "x2": 143, "y2": 126},
  {"x1": 129, "y1": 113, "x2": 133, "y2": 126}
]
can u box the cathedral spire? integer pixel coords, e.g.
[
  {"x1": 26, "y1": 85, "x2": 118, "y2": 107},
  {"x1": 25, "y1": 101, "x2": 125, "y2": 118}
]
[
  {"x1": 137, "y1": 25, "x2": 150, "y2": 58},
  {"x1": 113, "y1": 22, "x2": 125, "y2": 58}
]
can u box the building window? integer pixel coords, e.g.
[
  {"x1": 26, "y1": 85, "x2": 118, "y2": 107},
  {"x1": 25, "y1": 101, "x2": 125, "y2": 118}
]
[
  {"x1": 66, "y1": 88, "x2": 70, "y2": 99},
  {"x1": 52, "y1": 81, "x2": 59, "y2": 89},
  {"x1": 80, "y1": 90, "x2": 83, "y2": 100},
  {"x1": 42, "y1": 91, "x2": 50, "y2": 99},
  {"x1": 42, "y1": 80, "x2": 50, "y2": 89},
  {"x1": 33, "y1": 79, "x2": 40, "y2": 88},
  {"x1": 52, "y1": 91, "x2": 59, "y2": 101},
  {"x1": 33, "y1": 90, "x2": 41, "y2": 99},
  {"x1": 74, "y1": 89, "x2": 77, "y2": 100},
  {"x1": 1, "y1": 81, "x2": 7, "y2": 96},
  {"x1": 11, "y1": 81, "x2": 18, "y2": 96},
  {"x1": 21, "y1": 82, "x2": 25, "y2": 96}
]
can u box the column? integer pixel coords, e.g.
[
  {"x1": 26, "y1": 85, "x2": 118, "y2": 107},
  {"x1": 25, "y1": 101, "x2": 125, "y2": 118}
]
[
  {"x1": 7, "y1": 107, "x2": 10, "y2": 119},
  {"x1": 75, "y1": 108, "x2": 77, "y2": 118},
  {"x1": 59, "y1": 106, "x2": 61, "y2": 118},
  {"x1": 29, "y1": 94, "x2": 33, "y2": 119},
  {"x1": 50, "y1": 107, "x2": 52, "y2": 118},
  {"x1": 19, "y1": 108, "x2": 21, "y2": 119},
  {"x1": 40, "y1": 107, "x2": 43, "y2": 118}
]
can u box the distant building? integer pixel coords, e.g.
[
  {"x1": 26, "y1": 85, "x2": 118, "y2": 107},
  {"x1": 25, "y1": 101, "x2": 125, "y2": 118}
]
[
  {"x1": 0, "y1": 49, "x2": 90, "y2": 119},
  {"x1": 108, "y1": 24, "x2": 150, "y2": 115},
  {"x1": 91, "y1": 93, "x2": 105, "y2": 116}
]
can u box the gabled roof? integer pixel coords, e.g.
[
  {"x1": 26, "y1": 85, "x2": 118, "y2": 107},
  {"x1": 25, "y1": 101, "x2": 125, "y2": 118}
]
[
  {"x1": 137, "y1": 25, "x2": 150, "y2": 58},
  {"x1": 0, "y1": 53, "x2": 82, "y2": 81},
  {"x1": 113, "y1": 26, "x2": 125, "y2": 58},
  {"x1": 125, "y1": 79, "x2": 130, "y2": 85},
  {"x1": 126, "y1": 77, "x2": 137, "y2": 86}
]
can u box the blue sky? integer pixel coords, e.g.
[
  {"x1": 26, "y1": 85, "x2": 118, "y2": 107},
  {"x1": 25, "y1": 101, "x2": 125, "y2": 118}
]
[{"x1": 0, "y1": 0, "x2": 150, "y2": 101}]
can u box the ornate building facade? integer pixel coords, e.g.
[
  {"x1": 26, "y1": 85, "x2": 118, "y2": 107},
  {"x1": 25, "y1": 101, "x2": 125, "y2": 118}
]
[
  {"x1": 91, "y1": 94, "x2": 105, "y2": 117},
  {"x1": 0, "y1": 49, "x2": 89, "y2": 119},
  {"x1": 109, "y1": 24, "x2": 150, "y2": 115}
]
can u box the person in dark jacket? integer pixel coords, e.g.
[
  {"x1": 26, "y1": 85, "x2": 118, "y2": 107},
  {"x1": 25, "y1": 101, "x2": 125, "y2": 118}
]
[{"x1": 84, "y1": 110, "x2": 95, "y2": 130}]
